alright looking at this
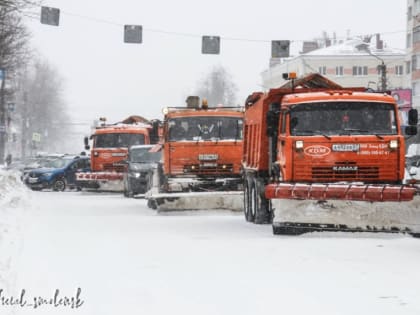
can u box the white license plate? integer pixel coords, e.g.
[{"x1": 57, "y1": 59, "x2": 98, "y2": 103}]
[
  {"x1": 28, "y1": 177, "x2": 39, "y2": 183},
  {"x1": 332, "y1": 144, "x2": 360, "y2": 152}
]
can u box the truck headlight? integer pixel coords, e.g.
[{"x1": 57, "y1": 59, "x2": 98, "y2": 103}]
[
  {"x1": 389, "y1": 140, "x2": 398, "y2": 150},
  {"x1": 295, "y1": 140, "x2": 304, "y2": 150}
]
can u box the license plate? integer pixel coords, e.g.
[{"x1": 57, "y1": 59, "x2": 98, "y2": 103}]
[
  {"x1": 333, "y1": 166, "x2": 358, "y2": 172},
  {"x1": 28, "y1": 177, "x2": 39, "y2": 183},
  {"x1": 332, "y1": 144, "x2": 360, "y2": 152}
]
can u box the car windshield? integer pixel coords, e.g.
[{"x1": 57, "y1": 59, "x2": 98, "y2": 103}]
[
  {"x1": 95, "y1": 133, "x2": 145, "y2": 148},
  {"x1": 289, "y1": 102, "x2": 397, "y2": 136},
  {"x1": 130, "y1": 148, "x2": 161, "y2": 163},
  {"x1": 168, "y1": 117, "x2": 243, "y2": 141},
  {"x1": 44, "y1": 158, "x2": 73, "y2": 169}
]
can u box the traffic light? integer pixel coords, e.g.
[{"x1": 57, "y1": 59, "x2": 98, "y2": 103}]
[
  {"x1": 40, "y1": 6, "x2": 60, "y2": 26},
  {"x1": 124, "y1": 25, "x2": 142, "y2": 44},
  {"x1": 202, "y1": 36, "x2": 220, "y2": 54},
  {"x1": 271, "y1": 40, "x2": 290, "y2": 58}
]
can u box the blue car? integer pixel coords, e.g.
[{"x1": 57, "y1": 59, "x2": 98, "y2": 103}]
[{"x1": 25, "y1": 156, "x2": 90, "y2": 191}]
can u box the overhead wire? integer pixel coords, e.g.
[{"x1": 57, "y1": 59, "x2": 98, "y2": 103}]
[{"x1": 12, "y1": 2, "x2": 405, "y2": 47}]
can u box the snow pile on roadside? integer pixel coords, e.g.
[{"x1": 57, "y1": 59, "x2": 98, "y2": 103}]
[
  {"x1": 0, "y1": 170, "x2": 30, "y2": 304},
  {"x1": 0, "y1": 170, "x2": 29, "y2": 209}
]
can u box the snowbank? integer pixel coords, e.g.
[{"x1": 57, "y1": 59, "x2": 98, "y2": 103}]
[{"x1": 0, "y1": 170, "x2": 30, "y2": 311}]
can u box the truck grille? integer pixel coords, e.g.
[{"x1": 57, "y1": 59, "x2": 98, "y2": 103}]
[
  {"x1": 103, "y1": 163, "x2": 125, "y2": 172},
  {"x1": 184, "y1": 163, "x2": 233, "y2": 174},
  {"x1": 312, "y1": 162, "x2": 379, "y2": 180}
]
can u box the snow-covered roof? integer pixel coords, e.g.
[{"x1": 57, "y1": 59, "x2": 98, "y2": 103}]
[{"x1": 303, "y1": 39, "x2": 405, "y2": 57}]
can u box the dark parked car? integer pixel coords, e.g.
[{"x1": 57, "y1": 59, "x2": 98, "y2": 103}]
[
  {"x1": 123, "y1": 145, "x2": 162, "y2": 197},
  {"x1": 25, "y1": 156, "x2": 90, "y2": 191}
]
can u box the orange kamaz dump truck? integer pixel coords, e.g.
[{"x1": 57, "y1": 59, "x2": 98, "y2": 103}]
[
  {"x1": 146, "y1": 96, "x2": 244, "y2": 211},
  {"x1": 242, "y1": 73, "x2": 420, "y2": 236},
  {"x1": 76, "y1": 116, "x2": 160, "y2": 191}
]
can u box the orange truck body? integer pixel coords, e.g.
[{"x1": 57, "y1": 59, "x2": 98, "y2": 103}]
[
  {"x1": 163, "y1": 108, "x2": 243, "y2": 185},
  {"x1": 242, "y1": 73, "x2": 418, "y2": 235},
  {"x1": 76, "y1": 117, "x2": 160, "y2": 189},
  {"x1": 159, "y1": 105, "x2": 244, "y2": 193}
]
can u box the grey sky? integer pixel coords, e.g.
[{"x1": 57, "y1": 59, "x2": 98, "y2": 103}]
[{"x1": 25, "y1": 0, "x2": 406, "y2": 126}]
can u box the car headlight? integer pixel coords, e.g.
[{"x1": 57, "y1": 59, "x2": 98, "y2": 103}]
[
  {"x1": 129, "y1": 172, "x2": 141, "y2": 178},
  {"x1": 295, "y1": 140, "x2": 304, "y2": 150},
  {"x1": 389, "y1": 140, "x2": 398, "y2": 150}
]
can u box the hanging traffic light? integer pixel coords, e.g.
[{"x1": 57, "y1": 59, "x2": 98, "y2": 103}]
[
  {"x1": 124, "y1": 25, "x2": 142, "y2": 44},
  {"x1": 271, "y1": 40, "x2": 290, "y2": 58},
  {"x1": 40, "y1": 6, "x2": 60, "y2": 26},
  {"x1": 202, "y1": 36, "x2": 220, "y2": 54}
]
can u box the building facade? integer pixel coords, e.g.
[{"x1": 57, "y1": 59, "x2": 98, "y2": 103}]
[{"x1": 262, "y1": 38, "x2": 406, "y2": 94}]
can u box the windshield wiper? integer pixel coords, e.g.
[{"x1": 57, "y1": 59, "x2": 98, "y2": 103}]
[
  {"x1": 294, "y1": 130, "x2": 314, "y2": 135},
  {"x1": 343, "y1": 128, "x2": 369, "y2": 133}
]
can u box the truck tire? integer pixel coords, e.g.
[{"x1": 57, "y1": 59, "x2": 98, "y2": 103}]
[
  {"x1": 52, "y1": 178, "x2": 66, "y2": 192},
  {"x1": 249, "y1": 181, "x2": 257, "y2": 222},
  {"x1": 253, "y1": 178, "x2": 271, "y2": 224},
  {"x1": 244, "y1": 177, "x2": 254, "y2": 222}
]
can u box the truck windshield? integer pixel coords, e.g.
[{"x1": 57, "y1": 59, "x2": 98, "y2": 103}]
[
  {"x1": 95, "y1": 133, "x2": 145, "y2": 148},
  {"x1": 168, "y1": 117, "x2": 243, "y2": 141},
  {"x1": 289, "y1": 102, "x2": 397, "y2": 136},
  {"x1": 130, "y1": 148, "x2": 161, "y2": 163}
]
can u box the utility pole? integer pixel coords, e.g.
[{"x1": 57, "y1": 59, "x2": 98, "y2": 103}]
[
  {"x1": 21, "y1": 91, "x2": 28, "y2": 158},
  {"x1": 378, "y1": 61, "x2": 387, "y2": 92},
  {"x1": 0, "y1": 68, "x2": 6, "y2": 164},
  {"x1": 357, "y1": 42, "x2": 387, "y2": 92}
]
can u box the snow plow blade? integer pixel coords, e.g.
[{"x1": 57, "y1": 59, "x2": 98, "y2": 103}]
[
  {"x1": 145, "y1": 191, "x2": 243, "y2": 211},
  {"x1": 268, "y1": 183, "x2": 420, "y2": 237},
  {"x1": 76, "y1": 172, "x2": 124, "y2": 192},
  {"x1": 265, "y1": 183, "x2": 416, "y2": 202}
]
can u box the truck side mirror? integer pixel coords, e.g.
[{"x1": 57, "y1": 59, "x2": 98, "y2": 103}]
[
  {"x1": 405, "y1": 125, "x2": 418, "y2": 136},
  {"x1": 266, "y1": 103, "x2": 280, "y2": 136},
  {"x1": 84, "y1": 136, "x2": 90, "y2": 150},
  {"x1": 408, "y1": 108, "x2": 418, "y2": 126}
]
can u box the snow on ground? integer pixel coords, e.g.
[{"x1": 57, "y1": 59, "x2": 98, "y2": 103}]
[
  {"x1": 0, "y1": 170, "x2": 30, "y2": 315},
  {"x1": 0, "y1": 175, "x2": 420, "y2": 314}
]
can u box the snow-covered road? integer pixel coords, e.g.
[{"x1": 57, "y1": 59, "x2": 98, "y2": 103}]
[{"x1": 2, "y1": 189, "x2": 420, "y2": 315}]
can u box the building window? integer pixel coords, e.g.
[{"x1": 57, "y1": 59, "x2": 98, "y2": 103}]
[
  {"x1": 408, "y1": 6, "x2": 413, "y2": 20},
  {"x1": 318, "y1": 66, "x2": 326, "y2": 75},
  {"x1": 335, "y1": 66, "x2": 343, "y2": 76},
  {"x1": 413, "y1": 82, "x2": 420, "y2": 97},
  {"x1": 407, "y1": 61, "x2": 412, "y2": 74},
  {"x1": 412, "y1": 55, "x2": 420, "y2": 71},
  {"x1": 407, "y1": 33, "x2": 412, "y2": 48},
  {"x1": 414, "y1": 26, "x2": 420, "y2": 43},
  {"x1": 352, "y1": 66, "x2": 368, "y2": 76},
  {"x1": 415, "y1": 0, "x2": 420, "y2": 14},
  {"x1": 395, "y1": 65, "x2": 403, "y2": 76}
]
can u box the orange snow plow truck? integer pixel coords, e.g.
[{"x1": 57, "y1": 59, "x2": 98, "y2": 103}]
[
  {"x1": 146, "y1": 96, "x2": 244, "y2": 211},
  {"x1": 76, "y1": 116, "x2": 161, "y2": 191},
  {"x1": 242, "y1": 73, "x2": 420, "y2": 237}
]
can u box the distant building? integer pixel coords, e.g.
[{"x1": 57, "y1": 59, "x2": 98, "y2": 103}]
[
  {"x1": 407, "y1": 0, "x2": 420, "y2": 110},
  {"x1": 262, "y1": 37, "x2": 406, "y2": 93}
]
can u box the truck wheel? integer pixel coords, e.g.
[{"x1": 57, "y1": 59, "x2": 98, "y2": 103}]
[
  {"x1": 249, "y1": 181, "x2": 257, "y2": 223},
  {"x1": 52, "y1": 178, "x2": 66, "y2": 192},
  {"x1": 254, "y1": 178, "x2": 271, "y2": 224},
  {"x1": 244, "y1": 178, "x2": 252, "y2": 222}
]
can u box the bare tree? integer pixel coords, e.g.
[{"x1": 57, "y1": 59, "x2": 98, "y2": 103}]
[
  {"x1": 18, "y1": 57, "x2": 71, "y2": 155},
  {"x1": 0, "y1": 0, "x2": 34, "y2": 162},
  {"x1": 195, "y1": 65, "x2": 238, "y2": 107}
]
